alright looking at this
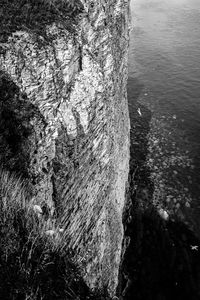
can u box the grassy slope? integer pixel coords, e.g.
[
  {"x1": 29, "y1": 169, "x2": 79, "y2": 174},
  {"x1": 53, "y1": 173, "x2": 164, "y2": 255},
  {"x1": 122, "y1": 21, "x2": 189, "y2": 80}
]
[{"x1": 0, "y1": 169, "x2": 107, "y2": 299}]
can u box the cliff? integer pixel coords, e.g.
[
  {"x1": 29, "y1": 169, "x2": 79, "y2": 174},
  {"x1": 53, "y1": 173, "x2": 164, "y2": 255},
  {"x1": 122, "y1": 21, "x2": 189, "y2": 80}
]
[{"x1": 0, "y1": 0, "x2": 130, "y2": 296}]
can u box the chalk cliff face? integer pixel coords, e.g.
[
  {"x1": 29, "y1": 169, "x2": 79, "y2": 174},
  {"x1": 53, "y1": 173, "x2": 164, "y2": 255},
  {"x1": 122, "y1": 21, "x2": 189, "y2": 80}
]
[{"x1": 0, "y1": 0, "x2": 130, "y2": 296}]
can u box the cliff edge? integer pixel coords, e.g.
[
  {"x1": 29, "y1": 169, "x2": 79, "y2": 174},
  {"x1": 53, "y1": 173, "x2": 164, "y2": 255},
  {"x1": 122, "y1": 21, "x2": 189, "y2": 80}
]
[{"x1": 0, "y1": 0, "x2": 130, "y2": 296}]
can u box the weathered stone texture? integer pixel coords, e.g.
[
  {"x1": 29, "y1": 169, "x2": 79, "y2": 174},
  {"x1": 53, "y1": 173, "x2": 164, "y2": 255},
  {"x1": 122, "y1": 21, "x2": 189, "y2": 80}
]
[{"x1": 0, "y1": 0, "x2": 130, "y2": 296}]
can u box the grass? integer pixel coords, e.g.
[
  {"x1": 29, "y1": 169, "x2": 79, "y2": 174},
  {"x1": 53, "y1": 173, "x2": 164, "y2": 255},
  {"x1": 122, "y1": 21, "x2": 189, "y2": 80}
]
[{"x1": 0, "y1": 168, "x2": 99, "y2": 300}]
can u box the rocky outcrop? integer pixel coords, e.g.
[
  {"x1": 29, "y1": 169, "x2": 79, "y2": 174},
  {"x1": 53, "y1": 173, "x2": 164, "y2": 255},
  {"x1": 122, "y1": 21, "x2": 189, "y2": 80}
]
[{"x1": 0, "y1": 0, "x2": 130, "y2": 296}]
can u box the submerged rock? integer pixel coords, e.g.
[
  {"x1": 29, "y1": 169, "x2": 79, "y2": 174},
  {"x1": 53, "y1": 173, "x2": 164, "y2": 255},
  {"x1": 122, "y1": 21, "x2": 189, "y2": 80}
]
[{"x1": 158, "y1": 208, "x2": 169, "y2": 221}]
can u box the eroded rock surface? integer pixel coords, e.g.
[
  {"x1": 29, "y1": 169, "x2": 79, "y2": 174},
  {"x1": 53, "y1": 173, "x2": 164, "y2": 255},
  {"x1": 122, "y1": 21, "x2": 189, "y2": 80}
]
[{"x1": 0, "y1": 0, "x2": 130, "y2": 296}]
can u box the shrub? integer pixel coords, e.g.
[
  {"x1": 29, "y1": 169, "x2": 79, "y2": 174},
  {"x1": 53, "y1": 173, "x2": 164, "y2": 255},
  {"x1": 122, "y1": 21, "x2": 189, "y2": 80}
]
[{"x1": 0, "y1": 0, "x2": 84, "y2": 43}]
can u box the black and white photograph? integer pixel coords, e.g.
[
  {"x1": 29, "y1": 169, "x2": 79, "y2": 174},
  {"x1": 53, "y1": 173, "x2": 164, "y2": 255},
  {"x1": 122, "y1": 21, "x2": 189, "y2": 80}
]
[{"x1": 0, "y1": 0, "x2": 200, "y2": 299}]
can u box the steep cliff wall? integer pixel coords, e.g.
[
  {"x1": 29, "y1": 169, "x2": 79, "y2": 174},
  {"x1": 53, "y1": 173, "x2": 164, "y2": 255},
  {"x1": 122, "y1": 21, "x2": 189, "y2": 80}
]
[{"x1": 0, "y1": 0, "x2": 130, "y2": 296}]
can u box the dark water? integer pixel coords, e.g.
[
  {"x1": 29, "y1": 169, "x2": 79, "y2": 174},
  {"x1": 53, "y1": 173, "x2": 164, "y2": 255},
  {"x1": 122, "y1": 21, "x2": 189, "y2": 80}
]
[
  {"x1": 121, "y1": 1, "x2": 200, "y2": 299},
  {"x1": 128, "y1": 0, "x2": 200, "y2": 233}
]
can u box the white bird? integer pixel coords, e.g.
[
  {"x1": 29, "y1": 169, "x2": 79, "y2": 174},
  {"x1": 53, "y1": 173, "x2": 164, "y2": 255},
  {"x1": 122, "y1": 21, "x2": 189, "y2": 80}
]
[
  {"x1": 190, "y1": 245, "x2": 198, "y2": 251},
  {"x1": 137, "y1": 107, "x2": 142, "y2": 116}
]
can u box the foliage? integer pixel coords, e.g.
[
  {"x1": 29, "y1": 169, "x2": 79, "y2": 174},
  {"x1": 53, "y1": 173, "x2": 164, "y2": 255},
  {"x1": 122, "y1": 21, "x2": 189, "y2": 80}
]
[
  {"x1": 0, "y1": 0, "x2": 84, "y2": 43},
  {"x1": 0, "y1": 169, "x2": 97, "y2": 300}
]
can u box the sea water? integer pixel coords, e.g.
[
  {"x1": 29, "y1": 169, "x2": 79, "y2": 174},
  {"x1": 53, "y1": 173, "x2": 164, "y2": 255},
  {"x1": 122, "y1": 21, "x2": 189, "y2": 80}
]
[{"x1": 128, "y1": 0, "x2": 200, "y2": 233}]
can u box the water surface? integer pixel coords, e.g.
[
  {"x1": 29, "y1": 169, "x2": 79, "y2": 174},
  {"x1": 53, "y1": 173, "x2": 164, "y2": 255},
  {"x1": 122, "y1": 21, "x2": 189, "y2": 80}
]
[{"x1": 128, "y1": 0, "x2": 200, "y2": 233}]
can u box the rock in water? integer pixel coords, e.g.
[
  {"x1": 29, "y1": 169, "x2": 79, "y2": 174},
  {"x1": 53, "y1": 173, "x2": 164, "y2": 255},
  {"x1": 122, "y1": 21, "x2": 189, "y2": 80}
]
[{"x1": 158, "y1": 208, "x2": 169, "y2": 221}]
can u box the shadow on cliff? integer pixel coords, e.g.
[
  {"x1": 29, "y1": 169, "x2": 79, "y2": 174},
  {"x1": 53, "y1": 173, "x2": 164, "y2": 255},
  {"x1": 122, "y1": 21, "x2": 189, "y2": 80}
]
[
  {"x1": 0, "y1": 70, "x2": 49, "y2": 188},
  {"x1": 118, "y1": 77, "x2": 200, "y2": 300},
  {"x1": 0, "y1": 72, "x2": 109, "y2": 300}
]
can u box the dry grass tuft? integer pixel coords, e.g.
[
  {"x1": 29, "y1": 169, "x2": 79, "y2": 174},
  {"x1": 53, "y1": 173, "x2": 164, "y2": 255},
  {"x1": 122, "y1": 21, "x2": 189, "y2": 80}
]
[{"x1": 0, "y1": 168, "x2": 97, "y2": 299}]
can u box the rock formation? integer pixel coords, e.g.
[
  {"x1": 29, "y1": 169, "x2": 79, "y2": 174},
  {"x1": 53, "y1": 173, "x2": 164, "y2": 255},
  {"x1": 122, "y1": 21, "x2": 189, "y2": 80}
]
[{"x1": 0, "y1": 0, "x2": 130, "y2": 296}]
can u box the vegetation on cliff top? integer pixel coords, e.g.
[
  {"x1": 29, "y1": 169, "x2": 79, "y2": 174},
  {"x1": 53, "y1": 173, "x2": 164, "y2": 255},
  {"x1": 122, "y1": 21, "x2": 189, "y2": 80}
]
[{"x1": 0, "y1": 0, "x2": 84, "y2": 43}]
